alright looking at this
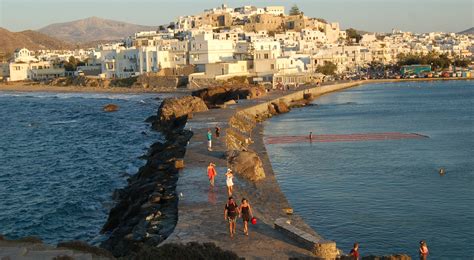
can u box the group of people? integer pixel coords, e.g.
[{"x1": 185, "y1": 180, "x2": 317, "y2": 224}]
[
  {"x1": 207, "y1": 162, "x2": 234, "y2": 196},
  {"x1": 224, "y1": 196, "x2": 254, "y2": 238},
  {"x1": 347, "y1": 240, "x2": 429, "y2": 259},
  {"x1": 207, "y1": 162, "x2": 256, "y2": 238}
]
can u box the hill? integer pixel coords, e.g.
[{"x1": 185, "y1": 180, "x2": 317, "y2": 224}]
[
  {"x1": 37, "y1": 16, "x2": 158, "y2": 43},
  {"x1": 458, "y1": 27, "x2": 474, "y2": 35},
  {"x1": 0, "y1": 27, "x2": 74, "y2": 57}
]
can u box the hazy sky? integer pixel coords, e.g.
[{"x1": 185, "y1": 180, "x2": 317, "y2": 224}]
[{"x1": 1, "y1": 0, "x2": 472, "y2": 33}]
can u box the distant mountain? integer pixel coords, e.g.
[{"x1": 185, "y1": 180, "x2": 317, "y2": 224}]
[
  {"x1": 0, "y1": 27, "x2": 74, "y2": 57},
  {"x1": 458, "y1": 27, "x2": 474, "y2": 35},
  {"x1": 37, "y1": 16, "x2": 158, "y2": 43}
]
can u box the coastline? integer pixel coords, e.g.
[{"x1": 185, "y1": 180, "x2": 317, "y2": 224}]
[
  {"x1": 0, "y1": 84, "x2": 188, "y2": 94},
  {"x1": 0, "y1": 77, "x2": 471, "y2": 95}
]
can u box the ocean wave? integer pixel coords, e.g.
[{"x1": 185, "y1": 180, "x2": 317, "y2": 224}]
[
  {"x1": 0, "y1": 91, "x2": 159, "y2": 101},
  {"x1": 49, "y1": 120, "x2": 78, "y2": 125}
]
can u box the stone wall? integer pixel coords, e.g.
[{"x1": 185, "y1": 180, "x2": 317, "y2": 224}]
[
  {"x1": 135, "y1": 73, "x2": 188, "y2": 89},
  {"x1": 274, "y1": 218, "x2": 338, "y2": 259}
]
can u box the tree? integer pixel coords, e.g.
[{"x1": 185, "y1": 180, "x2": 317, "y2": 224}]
[
  {"x1": 453, "y1": 57, "x2": 470, "y2": 68},
  {"x1": 396, "y1": 51, "x2": 451, "y2": 70},
  {"x1": 346, "y1": 28, "x2": 362, "y2": 44},
  {"x1": 289, "y1": 5, "x2": 301, "y2": 16},
  {"x1": 316, "y1": 61, "x2": 338, "y2": 75}
]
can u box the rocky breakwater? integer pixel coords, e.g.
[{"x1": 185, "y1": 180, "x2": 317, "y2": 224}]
[
  {"x1": 100, "y1": 96, "x2": 208, "y2": 257},
  {"x1": 193, "y1": 84, "x2": 266, "y2": 108},
  {"x1": 224, "y1": 91, "x2": 343, "y2": 259}
]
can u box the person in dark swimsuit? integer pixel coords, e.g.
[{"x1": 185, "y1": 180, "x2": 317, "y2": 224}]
[
  {"x1": 239, "y1": 198, "x2": 253, "y2": 236},
  {"x1": 224, "y1": 197, "x2": 239, "y2": 238}
]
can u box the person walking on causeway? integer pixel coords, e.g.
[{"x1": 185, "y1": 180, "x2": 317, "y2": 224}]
[
  {"x1": 207, "y1": 162, "x2": 217, "y2": 187},
  {"x1": 224, "y1": 196, "x2": 239, "y2": 238},
  {"x1": 207, "y1": 129, "x2": 212, "y2": 151},
  {"x1": 239, "y1": 198, "x2": 254, "y2": 236},
  {"x1": 225, "y1": 168, "x2": 234, "y2": 196}
]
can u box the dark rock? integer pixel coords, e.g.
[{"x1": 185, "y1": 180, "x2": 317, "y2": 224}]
[
  {"x1": 149, "y1": 193, "x2": 162, "y2": 204},
  {"x1": 103, "y1": 104, "x2": 119, "y2": 112},
  {"x1": 153, "y1": 96, "x2": 208, "y2": 134},
  {"x1": 135, "y1": 242, "x2": 241, "y2": 260},
  {"x1": 144, "y1": 115, "x2": 157, "y2": 123},
  {"x1": 303, "y1": 93, "x2": 313, "y2": 100},
  {"x1": 57, "y1": 241, "x2": 114, "y2": 259},
  {"x1": 192, "y1": 85, "x2": 266, "y2": 107},
  {"x1": 362, "y1": 254, "x2": 412, "y2": 260}
]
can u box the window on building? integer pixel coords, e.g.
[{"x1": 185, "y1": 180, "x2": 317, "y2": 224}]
[
  {"x1": 271, "y1": 64, "x2": 275, "y2": 70},
  {"x1": 264, "y1": 54, "x2": 269, "y2": 59}
]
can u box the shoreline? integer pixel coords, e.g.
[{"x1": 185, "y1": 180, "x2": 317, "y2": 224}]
[
  {"x1": 0, "y1": 77, "x2": 471, "y2": 95},
  {"x1": 0, "y1": 84, "x2": 188, "y2": 94}
]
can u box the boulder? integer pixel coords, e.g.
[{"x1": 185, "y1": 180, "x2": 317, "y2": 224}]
[
  {"x1": 192, "y1": 85, "x2": 266, "y2": 107},
  {"x1": 227, "y1": 150, "x2": 265, "y2": 182},
  {"x1": 103, "y1": 104, "x2": 119, "y2": 112},
  {"x1": 154, "y1": 96, "x2": 208, "y2": 133},
  {"x1": 267, "y1": 103, "x2": 277, "y2": 115},
  {"x1": 272, "y1": 100, "x2": 290, "y2": 114},
  {"x1": 303, "y1": 93, "x2": 313, "y2": 100}
]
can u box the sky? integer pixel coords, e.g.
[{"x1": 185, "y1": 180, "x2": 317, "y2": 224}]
[{"x1": 0, "y1": 0, "x2": 472, "y2": 33}]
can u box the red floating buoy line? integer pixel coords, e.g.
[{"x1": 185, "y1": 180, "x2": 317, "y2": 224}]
[{"x1": 265, "y1": 132, "x2": 428, "y2": 145}]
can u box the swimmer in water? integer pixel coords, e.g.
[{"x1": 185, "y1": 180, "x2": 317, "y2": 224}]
[
  {"x1": 439, "y1": 168, "x2": 446, "y2": 176},
  {"x1": 309, "y1": 131, "x2": 313, "y2": 141}
]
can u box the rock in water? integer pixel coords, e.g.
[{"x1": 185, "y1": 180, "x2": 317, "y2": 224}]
[
  {"x1": 227, "y1": 150, "x2": 265, "y2": 182},
  {"x1": 103, "y1": 104, "x2": 119, "y2": 112}
]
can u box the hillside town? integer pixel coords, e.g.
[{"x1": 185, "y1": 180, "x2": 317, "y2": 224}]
[{"x1": 1, "y1": 4, "x2": 473, "y2": 88}]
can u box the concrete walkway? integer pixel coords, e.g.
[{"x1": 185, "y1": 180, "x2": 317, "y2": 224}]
[{"x1": 163, "y1": 82, "x2": 364, "y2": 259}]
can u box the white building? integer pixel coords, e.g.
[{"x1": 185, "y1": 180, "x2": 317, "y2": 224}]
[
  {"x1": 189, "y1": 32, "x2": 235, "y2": 71},
  {"x1": 8, "y1": 48, "x2": 65, "y2": 81}
]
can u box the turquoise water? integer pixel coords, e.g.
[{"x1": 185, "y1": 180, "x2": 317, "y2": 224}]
[
  {"x1": 0, "y1": 92, "x2": 163, "y2": 244},
  {"x1": 264, "y1": 81, "x2": 473, "y2": 258}
]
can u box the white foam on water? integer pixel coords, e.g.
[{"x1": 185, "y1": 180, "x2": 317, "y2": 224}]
[{"x1": 49, "y1": 120, "x2": 78, "y2": 125}]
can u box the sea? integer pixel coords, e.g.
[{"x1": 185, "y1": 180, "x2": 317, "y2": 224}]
[
  {"x1": 264, "y1": 80, "x2": 473, "y2": 259},
  {"x1": 0, "y1": 91, "x2": 164, "y2": 245}
]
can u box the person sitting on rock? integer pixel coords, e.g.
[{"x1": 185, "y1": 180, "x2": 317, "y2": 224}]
[{"x1": 224, "y1": 196, "x2": 239, "y2": 238}]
